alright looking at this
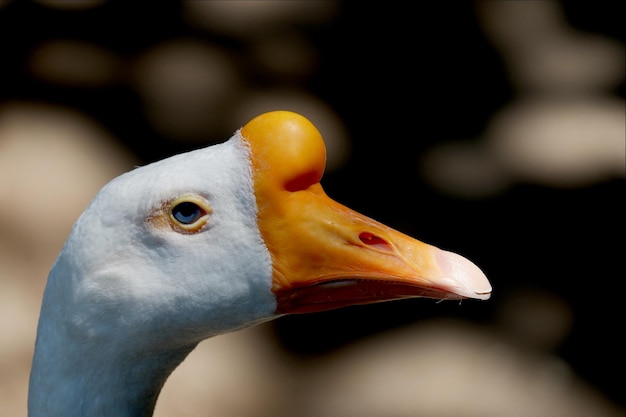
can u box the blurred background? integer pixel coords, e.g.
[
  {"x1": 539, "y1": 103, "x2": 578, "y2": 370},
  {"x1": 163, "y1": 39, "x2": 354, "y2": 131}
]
[{"x1": 0, "y1": 1, "x2": 623, "y2": 416}]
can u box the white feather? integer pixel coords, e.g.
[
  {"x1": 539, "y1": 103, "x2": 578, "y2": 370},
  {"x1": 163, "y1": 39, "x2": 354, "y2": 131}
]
[{"x1": 28, "y1": 133, "x2": 275, "y2": 417}]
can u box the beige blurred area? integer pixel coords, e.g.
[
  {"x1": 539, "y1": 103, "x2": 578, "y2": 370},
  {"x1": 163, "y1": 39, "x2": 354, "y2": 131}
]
[
  {"x1": 420, "y1": 1, "x2": 625, "y2": 197},
  {"x1": 154, "y1": 316, "x2": 623, "y2": 417},
  {"x1": 1, "y1": 1, "x2": 623, "y2": 417}
]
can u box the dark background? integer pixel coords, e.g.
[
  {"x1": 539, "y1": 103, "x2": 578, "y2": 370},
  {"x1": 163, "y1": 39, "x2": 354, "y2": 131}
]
[{"x1": 1, "y1": 0, "x2": 623, "y2": 412}]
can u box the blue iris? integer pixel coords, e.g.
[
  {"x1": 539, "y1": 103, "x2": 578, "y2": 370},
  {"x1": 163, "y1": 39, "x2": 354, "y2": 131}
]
[{"x1": 172, "y1": 202, "x2": 204, "y2": 224}]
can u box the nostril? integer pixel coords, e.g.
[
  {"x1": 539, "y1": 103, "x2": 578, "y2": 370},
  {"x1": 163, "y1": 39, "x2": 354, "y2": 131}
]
[{"x1": 359, "y1": 232, "x2": 391, "y2": 251}]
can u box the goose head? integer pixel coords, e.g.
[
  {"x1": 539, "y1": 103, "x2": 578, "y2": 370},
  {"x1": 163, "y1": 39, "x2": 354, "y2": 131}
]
[{"x1": 29, "y1": 111, "x2": 491, "y2": 416}]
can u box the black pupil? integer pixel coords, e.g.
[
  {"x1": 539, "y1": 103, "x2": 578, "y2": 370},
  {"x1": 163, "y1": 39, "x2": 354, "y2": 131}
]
[{"x1": 172, "y1": 202, "x2": 203, "y2": 224}]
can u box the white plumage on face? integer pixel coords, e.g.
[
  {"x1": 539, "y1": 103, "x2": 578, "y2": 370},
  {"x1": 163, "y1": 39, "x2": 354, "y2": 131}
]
[{"x1": 49, "y1": 134, "x2": 274, "y2": 349}]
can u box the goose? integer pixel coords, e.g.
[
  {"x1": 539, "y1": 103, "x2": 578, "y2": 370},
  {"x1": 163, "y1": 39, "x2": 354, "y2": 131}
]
[{"x1": 27, "y1": 110, "x2": 492, "y2": 417}]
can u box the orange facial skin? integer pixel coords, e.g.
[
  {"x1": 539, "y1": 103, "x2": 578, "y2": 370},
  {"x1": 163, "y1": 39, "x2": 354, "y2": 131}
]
[{"x1": 241, "y1": 111, "x2": 491, "y2": 314}]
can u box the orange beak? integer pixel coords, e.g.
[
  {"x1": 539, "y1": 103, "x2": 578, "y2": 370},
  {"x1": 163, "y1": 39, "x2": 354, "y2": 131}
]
[{"x1": 241, "y1": 111, "x2": 491, "y2": 314}]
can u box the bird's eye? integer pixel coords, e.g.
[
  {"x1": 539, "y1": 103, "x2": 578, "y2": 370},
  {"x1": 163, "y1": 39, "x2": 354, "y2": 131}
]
[
  {"x1": 172, "y1": 202, "x2": 204, "y2": 224},
  {"x1": 168, "y1": 195, "x2": 212, "y2": 233}
]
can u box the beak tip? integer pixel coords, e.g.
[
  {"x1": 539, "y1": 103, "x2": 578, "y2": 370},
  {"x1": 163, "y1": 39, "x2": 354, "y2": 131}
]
[{"x1": 437, "y1": 249, "x2": 492, "y2": 300}]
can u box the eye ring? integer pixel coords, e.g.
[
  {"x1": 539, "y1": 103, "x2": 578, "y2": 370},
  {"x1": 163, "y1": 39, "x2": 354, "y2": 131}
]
[{"x1": 169, "y1": 195, "x2": 212, "y2": 233}]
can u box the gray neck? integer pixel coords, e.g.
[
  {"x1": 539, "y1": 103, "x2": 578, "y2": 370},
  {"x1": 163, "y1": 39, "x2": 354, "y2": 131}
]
[
  {"x1": 27, "y1": 280, "x2": 199, "y2": 417},
  {"x1": 28, "y1": 320, "x2": 197, "y2": 417}
]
